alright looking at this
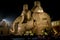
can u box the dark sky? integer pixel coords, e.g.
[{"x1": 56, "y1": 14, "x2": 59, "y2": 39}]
[{"x1": 0, "y1": 0, "x2": 59, "y2": 21}]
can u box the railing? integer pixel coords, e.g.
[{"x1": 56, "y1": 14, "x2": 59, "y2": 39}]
[{"x1": 52, "y1": 21, "x2": 60, "y2": 27}]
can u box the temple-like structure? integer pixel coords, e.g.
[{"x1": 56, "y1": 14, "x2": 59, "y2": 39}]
[{"x1": 10, "y1": 1, "x2": 52, "y2": 36}]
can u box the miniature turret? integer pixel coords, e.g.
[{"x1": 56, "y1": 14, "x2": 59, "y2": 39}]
[{"x1": 31, "y1": 1, "x2": 43, "y2": 13}]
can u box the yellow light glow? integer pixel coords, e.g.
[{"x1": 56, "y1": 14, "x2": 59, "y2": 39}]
[{"x1": 37, "y1": 10, "x2": 43, "y2": 12}]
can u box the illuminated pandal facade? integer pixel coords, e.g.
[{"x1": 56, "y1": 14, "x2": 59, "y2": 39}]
[
  {"x1": 51, "y1": 21, "x2": 60, "y2": 35},
  {"x1": 10, "y1": 1, "x2": 52, "y2": 36},
  {"x1": 0, "y1": 20, "x2": 8, "y2": 35}
]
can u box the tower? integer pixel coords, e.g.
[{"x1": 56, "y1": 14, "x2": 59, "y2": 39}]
[{"x1": 32, "y1": 1, "x2": 52, "y2": 35}]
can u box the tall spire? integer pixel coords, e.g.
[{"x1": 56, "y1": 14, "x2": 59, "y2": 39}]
[
  {"x1": 31, "y1": 1, "x2": 43, "y2": 12},
  {"x1": 23, "y1": 4, "x2": 28, "y2": 11}
]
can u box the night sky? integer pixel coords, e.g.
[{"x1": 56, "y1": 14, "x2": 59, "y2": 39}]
[{"x1": 0, "y1": 0, "x2": 59, "y2": 22}]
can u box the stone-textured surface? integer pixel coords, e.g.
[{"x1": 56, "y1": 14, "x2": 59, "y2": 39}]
[
  {"x1": 32, "y1": 12, "x2": 51, "y2": 35},
  {"x1": 11, "y1": 1, "x2": 51, "y2": 36}
]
